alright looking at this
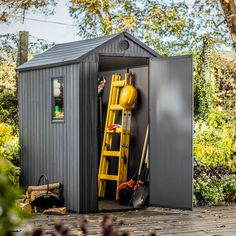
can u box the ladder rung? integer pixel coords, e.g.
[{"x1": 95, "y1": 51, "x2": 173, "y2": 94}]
[
  {"x1": 107, "y1": 128, "x2": 122, "y2": 133},
  {"x1": 113, "y1": 80, "x2": 125, "y2": 87},
  {"x1": 110, "y1": 105, "x2": 123, "y2": 110},
  {"x1": 100, "y1": 174, "x2": 118, "y2": 181},
  {"x1": 103, "y1": 151, "x2": 120, "y2": 157}
]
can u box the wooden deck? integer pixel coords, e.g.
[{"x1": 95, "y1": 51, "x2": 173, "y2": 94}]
[{"x1": 15, "y1": 205, "x2": 236, "y2": 235}]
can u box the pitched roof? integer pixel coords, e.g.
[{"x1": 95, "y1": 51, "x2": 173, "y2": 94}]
[{"x1": 17, "y1": 32, "x2": 159, "y2": 71}]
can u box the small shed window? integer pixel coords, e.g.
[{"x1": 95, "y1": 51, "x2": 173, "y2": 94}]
[{"x1": 52, "y1": 77, "x2": 64, "y2": 121}]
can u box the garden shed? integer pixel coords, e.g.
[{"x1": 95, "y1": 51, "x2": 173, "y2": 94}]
[{"x1": 17, "y1": 32, "x2": 193, "y2": 213}]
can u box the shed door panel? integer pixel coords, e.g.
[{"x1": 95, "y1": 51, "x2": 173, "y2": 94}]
[{"x1": 149, "y1": 56, "x2": 193, "y2": 210}]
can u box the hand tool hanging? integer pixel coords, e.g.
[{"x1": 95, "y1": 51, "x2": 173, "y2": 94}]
[{"x1": 98, "y1": 77, "x2": 106, "y2": 154}]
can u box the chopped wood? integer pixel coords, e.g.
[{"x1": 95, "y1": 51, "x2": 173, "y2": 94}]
[
  {"x1": 43, "y1": 207, "x2": 67, "y2": 215},
  {"x1": 27, "y1": 183, "x2": 61, "y2": 194},
  {"x1": 29, "y1": 190, "x2": 54, "y2": 203}
]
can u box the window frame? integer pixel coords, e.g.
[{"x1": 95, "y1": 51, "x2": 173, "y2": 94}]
[{"x1": 51, "y1": 76, "x2": 65, "y2": 123}]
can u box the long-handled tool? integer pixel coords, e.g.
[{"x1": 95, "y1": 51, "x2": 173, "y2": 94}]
[
  {"x1": 132, "y1": 145, "x2": 149, "y2": 208},
  {"x1": 98, "y1": 77, "x2": 106, "y2": 149},
  {"x1": 118, "y1": 125, "x2": 149, "y2": 205},
  {"x1": 129, "y1": 125, "x2": 149, "y2": 206},
  {"x1": 136, "y1": 125, "x2": 149, "y2": 186}
]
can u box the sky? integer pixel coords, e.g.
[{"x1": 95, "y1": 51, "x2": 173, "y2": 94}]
[
  {"x1": 1, "y1": 0, "x2": 78, "y2": 44},
  {"x1": 0, "y1": 0, "x2": 196, "y2": 44}
]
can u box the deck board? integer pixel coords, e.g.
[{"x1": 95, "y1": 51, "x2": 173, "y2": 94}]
[{"x1": 15, "y1": 205, "x2": 236, "y2": 235}]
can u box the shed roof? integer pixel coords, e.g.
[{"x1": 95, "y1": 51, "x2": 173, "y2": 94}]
[{"x1": 17, "y1": 32, "x2": 159, "y2": 71}]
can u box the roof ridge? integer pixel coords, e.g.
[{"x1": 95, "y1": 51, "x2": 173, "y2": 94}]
[{"x1": 56, "y1": 32, "x2": 122, "y2": 46}]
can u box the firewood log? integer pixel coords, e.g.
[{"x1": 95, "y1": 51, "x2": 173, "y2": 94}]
[
  {"x1": 27, "y1": 183, "x2": 61, "y2": 194},
  {"x1": 43, "y1": 207, "x2": 67, "y2": 215}
]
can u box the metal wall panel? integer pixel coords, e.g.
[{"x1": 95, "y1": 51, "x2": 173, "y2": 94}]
[
  {"x1": 19, "y1": 63, "x2": 81, "y2": 212},
  {"x1": 79, "y1": 62, "x2": 98, "y2": 213},
  {"x1": 149, "y1": 56, "x2": 193, "y2": 210}
]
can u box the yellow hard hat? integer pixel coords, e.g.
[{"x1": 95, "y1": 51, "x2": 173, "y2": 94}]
[{"x1": 119, "y1": 85, "x2": 137, "y2": 109}]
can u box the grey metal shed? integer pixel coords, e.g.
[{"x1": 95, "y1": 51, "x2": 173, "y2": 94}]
[{"x1": 18, "y1": 32, "x2": 193, "y2": 213}]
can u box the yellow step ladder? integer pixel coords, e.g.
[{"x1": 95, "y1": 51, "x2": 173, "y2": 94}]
[{"x1": 98, "y1": 73, "x2": 132, "y2": 199}]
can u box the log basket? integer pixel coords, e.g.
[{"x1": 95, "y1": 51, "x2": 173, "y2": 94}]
[{"x1": 29, "y1": 174, "x2": 63, "y2": 211}]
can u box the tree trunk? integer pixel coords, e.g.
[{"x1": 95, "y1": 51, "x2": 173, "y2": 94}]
[
  {"x1": 220, "y1": 0, "x2": 236, "y2": 51},
  {"x1": 16, "y1": 31, "x2": 28, "y2": 96},
  {"x1": 17, "y1": 31, "x2": 29, "y2": 66}
]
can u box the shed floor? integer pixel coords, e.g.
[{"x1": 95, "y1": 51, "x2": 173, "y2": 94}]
[
  {"x1": 15, "y1": 205, "x2": 236, "y2": 235},
  {"x1": 99, "y1": 199, "x2": 134, "y2": 211}
]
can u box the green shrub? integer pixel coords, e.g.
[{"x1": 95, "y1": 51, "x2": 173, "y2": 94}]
[
  {"x1": 194, "y1": 173, "x2": 224, "y2": 206},
  {"x1": 194, "y1": 173, "x2": 236, "y2": 206},
  {"x1": 221, "y1": 175, "x2": 236, "y2": 202},
  {"x1": 194, "y1": 157, "x2": 236, "y2": 206},
  {"x1": 194, "y1": 108, "x2": 236, "y2": 172},
  {"x1": 0, "y1": 160, "x2": 27, "y2": 236},
  {"x1": 0, "y1": 90, "x2": 18, "y2": 129},
  {"x1": 0, "y1": 123, "x2": 20, "y2": 185}
]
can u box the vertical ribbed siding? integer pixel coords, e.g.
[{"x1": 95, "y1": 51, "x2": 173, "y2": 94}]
[
  {"x1": 19, "y1": 64, "x2": 81, "y2": 212},
  {"x1": 97, "y1": 36, "x2": 154, "y2": 57},
  {"x1": 79, "y1": 62, "x2": 98, "y2": 213}
]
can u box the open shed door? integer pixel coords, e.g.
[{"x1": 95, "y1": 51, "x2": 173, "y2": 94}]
[{"x1": 149, "y1": 56, "x2": 193, "y2": 210}]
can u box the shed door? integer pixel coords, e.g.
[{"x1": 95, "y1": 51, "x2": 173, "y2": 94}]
[{"x1": 149, "y1": 56, "x2": 193, "y2": 210}]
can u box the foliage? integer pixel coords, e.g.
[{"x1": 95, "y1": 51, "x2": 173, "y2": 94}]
[
  {"x1": 69, "y1": 0, "x2": 232, "y2": 55},
  {"x1": 222, "y1": 174, "x2": 236, "y2": 202},
  {"x1": 193, "y1": 48, "x2": 214, "y2": 119},
  {"x1": 70, "y1": 0, "x2": 141, "y2": 38},
  {"x1": 0, "y1": 90, "x2": 18, "y2": 128},
  {"x1": 210, "y1": 51, "x2": 236, "y2": 112},
  {"x1": 69, "y1": 1, "x2": 191, "y2": 54},
  {"x1": 142, "y1": 1, "x2": 188, "y2": 55},
  {"x1": 0, "y1": 160, "x2": 28, "y2": 236},
  {"x1": 0, "y1": 34, "x2": 17, "y2": 92},
  {"x1": 193, "y1": 157, "x2": 236, "y2": 206},
  {"x1": 0, "y1": 33, "x2": 54, "y2": 127},
  {"x1": 0, "y1": 123, "x2": 20, "y2": 186},
  {"x1": 194, "y1": 173, "x2": 224, "y2": 206},
  {"x1": 0, "y1": 0, "x2": 57, "y2": 22},
  {"x1": 194, "y1": 108, "x2": 236, "y2": 172}
]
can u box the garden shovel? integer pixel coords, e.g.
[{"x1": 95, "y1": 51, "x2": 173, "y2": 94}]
[{"x1": 131, "y1": 145, "x2": 149, "y2": 208}]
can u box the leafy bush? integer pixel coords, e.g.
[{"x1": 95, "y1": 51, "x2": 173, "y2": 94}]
[
  {"x1": 0, "y1": 123, "x2": 20, "y2": 185},
  {"x1": 0, "y1": 160, "x2": 27, "y2": 236},
  {"x1": 221, "y1": 175, "x2": 236, "y2": 202},
  {"x1": 0, "y1": 89, "x2": 18, "y2": 129},
  {"x1": 194, "y1": 157, "x2": 236, "y2": 206},
  {"x1": 194, "y1": 173, "x2": 224, "y2": 206},
  {"x1": 194, "y1": 108, "x2": 236, "y2": 172}
]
